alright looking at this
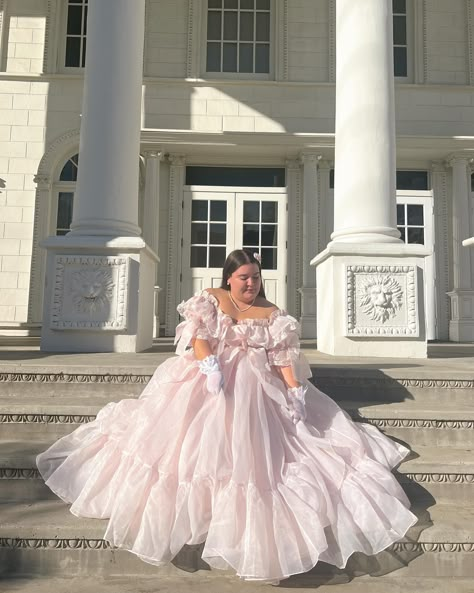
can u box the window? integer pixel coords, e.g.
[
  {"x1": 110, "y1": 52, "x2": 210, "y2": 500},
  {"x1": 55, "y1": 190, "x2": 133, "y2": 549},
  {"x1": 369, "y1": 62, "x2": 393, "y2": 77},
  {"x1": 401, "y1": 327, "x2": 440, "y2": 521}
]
[
  {"x1": 471, "y1": 173, "x2": 474, "y2": 192},
  {"x1": 206, "y1": 0, "x2": 271, "y2": 74},
  {"x1": 242, "y1": 200, "x2": 278, "y2": 269},
  {"x1": 397, "y1": 203, "x2": 424, "y2": 244},
  {"x1": 190, "y1": 200, "x2": 228, "y2": 268},
  {"x1": 396, "y1": 170, "x2": 429, "y2": 190},
  {"x1": 64, "y1": 0, "x2": 88, "y2": 68},
  {"x1": 55, "y1": 154, "x2": 78, "y2": 235},
  {"x1": 186, "y1": 166, "x2": 285, "y2": 187},
  {"x1": 393, "y1": 0, "x2": 407, "y2": 78}
]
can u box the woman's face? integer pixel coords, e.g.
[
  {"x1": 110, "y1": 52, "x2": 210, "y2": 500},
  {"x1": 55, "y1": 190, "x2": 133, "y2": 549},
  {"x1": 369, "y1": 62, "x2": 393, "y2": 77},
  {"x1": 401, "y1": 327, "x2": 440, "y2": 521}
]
[{"x1": 228, "y1": 263, "x2": 261, "y2": 302}]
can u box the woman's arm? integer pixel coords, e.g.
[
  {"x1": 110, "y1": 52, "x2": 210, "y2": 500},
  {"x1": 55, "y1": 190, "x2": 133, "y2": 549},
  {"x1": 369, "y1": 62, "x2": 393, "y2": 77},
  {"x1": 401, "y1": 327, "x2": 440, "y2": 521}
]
[
  {"x1": 192, "y1": 338, "x2": 213, "y2": 360},
  {"x1": 274, "y1": 365, "x2": 300, "y2": 388}
]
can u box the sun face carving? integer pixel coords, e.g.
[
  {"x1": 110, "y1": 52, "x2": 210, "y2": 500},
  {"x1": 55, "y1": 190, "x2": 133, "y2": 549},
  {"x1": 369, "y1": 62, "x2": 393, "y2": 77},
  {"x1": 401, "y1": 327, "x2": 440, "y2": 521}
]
[
  {"x1": 71, "y1": 268, "x2": 115, "y2": 314},
  {"x1": 358, "y1": 275, "x2": 404, "y2": 323}
]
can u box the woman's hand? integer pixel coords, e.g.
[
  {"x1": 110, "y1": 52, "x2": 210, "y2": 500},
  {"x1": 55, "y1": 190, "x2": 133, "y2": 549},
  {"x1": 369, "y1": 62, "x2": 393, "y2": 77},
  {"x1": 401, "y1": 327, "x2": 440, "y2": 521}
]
[
  {"x1": 288, "y1": 385, "x2": 307, "y2": 424},
  {"x1": 198, "y1": 354, "x2": 224, "y2": 395}
]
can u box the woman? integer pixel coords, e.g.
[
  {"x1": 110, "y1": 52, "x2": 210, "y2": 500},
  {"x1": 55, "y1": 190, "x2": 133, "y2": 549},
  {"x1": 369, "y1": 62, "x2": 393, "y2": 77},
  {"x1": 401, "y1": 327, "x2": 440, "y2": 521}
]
[{"x1": 37, "y1": 249, "x2": 417, "y2": 583}]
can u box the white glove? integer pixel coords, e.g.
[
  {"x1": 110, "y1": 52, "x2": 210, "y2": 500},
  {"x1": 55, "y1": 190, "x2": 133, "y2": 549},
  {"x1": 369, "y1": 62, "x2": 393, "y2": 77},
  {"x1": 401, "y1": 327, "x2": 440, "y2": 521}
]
[
  {"x1": 288, "y1": 385, "x2": 307, "y2": 424},
  {"x1": 198, "y1": 354, "x2": 224, "y2": 395}
]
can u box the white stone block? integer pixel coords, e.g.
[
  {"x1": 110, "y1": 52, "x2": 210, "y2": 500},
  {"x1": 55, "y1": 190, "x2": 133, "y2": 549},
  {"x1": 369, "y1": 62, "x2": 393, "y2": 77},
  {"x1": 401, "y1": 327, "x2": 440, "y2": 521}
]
[
  {"x1": 1, "y1": 255, "x2": 32, "y2": 272},
  {"x1": 29, "y1": 81, "x2": 49, "y2": 95},
  {"x1": 0, "y1": 81, "x2": 30, "y2": 94},
  {"x1": 20, "y1": 239, "x2": 33, "y2": 255},
  {"x1": 6, "y1": 190, "x2": 34, "y2": 206},
  {"x1": 0, "y1": 306, "x2": 16, "y2": 321},
  {"x1": 13, "y1": 94, "x2": 46, "y2": 110},
  {"x1": 238, "y1": 102, "x2": 271, "y2": 117},
  {"x1": 26, "y1": 142, "x2": 46, "y2": 159},
  {"x1": 0, "y1": 272, "x2": 18, "y2": 288},
  {"x1": 254, "y1": 117, "x2": 286, "y2": 133},
  {"x1": 0, "y1": 207, "x2": 23, "y2": 223},
  {"x1": 0, "y1": 126, "x2": 11, "y2": 141},
  {"x1": 14, "y1": 43, "x2": 44, "y2": 60},
  {"x1": 0, "y1": 142, "x2": 26, "y2": 158},
  {"x1": 223, "y1": 116, "x2": 255, "y2": 132},
  {"x1": 14, "y1": 305, "x2": 28, "y2": 322},
  {"x1": 8, "y1": 158, "x2": 41, "y2": 174},
  {"x1": 27, "y1": 111, "x2": 47, "y2": 126},
  {"x1": 9, "y1": 28, "x2": 34, "y2": 43},
  {"x1": 16, "y1": 16, "x2": 46, "y2": 29},
  {"x1": 0, "y1": 95, "x2": 13, "y2": 109},
  {"x1": 3, "y1": 177, "x2": 26, "y2": 192},
  {"x1": 190, "y1": 115, "x2": 223, "y2": 131},
  {"x1": 0, "y1": 239, "x2": 21, "y2": 255},
  {"x1": 206, "y1": 100, "x2": 239, "y2": 116},
  {"x1": 7, "y1": 58, "x2": 32, "y2": 73},
  {"x1": 0, "y1": 110, "x2": 28, "y2": 126},
  {"x1": 17, "y1": 272, "x2": 30, "y2": 289},
  {"x1": 3, "y1": 222, "x2": 33, "y2": 239}
]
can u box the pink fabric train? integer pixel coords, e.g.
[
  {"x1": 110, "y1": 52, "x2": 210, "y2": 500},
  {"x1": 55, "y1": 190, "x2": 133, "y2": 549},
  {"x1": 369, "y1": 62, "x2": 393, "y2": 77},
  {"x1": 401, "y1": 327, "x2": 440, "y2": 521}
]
[{"x1": 37, "y1": 290, "x2": 417, "y2": 581}]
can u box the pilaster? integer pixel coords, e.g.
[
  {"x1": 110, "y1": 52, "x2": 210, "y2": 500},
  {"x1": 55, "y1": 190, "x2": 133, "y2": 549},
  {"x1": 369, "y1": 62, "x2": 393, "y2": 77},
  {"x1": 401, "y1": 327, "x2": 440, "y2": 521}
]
[
  {"x1": 165, "y1": 154, "x2": 186, "y2": 336},
  {"x1": 285, "y1": 159, "x2": 302, "y2": 318}
]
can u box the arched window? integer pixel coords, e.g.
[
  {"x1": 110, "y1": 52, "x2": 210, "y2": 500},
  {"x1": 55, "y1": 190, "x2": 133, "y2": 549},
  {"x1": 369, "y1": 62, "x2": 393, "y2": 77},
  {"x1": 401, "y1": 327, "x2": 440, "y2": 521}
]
[{"x1": 55, "y1": 154, "x2": 78, "y2": 235}]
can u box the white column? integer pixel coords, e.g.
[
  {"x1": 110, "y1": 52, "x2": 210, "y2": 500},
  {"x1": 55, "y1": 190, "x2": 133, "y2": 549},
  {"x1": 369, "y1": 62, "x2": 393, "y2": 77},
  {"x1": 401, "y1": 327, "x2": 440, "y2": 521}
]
[
  {"x1": 41, "y1": 0, "x2": 158, "y2": 353},
  {"x1": 332, "y1": 0, "x2": 400, "y2": 244},
  {"x1": 299, "y1": 153, "x2": 320, "y2": 338},
  {"x1": 143, "y1": 150, "x2": 163, "y2": 337},
  {"x1": 447, "y1": 156, "x2": 474, "y2": 341},
  {"x1": 69, "y1": 0, "x2": 144, "y2": 237},
  {"x1": 311, "y1": 0, "x2": 429, "y2": 358}
]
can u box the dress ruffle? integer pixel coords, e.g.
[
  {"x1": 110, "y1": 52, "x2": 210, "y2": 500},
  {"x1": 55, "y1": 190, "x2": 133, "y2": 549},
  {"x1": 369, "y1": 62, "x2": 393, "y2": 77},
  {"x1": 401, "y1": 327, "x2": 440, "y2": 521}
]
[{"x1": 37, "y1": 290, "x2": 417, "y2": 581}]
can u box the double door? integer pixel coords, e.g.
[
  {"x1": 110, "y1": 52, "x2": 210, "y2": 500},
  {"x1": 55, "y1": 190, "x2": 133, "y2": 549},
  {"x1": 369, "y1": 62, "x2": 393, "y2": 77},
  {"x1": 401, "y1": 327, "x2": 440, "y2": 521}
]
[{"x1": 181, "y1": 187, "x2": 287, "y2": 307}]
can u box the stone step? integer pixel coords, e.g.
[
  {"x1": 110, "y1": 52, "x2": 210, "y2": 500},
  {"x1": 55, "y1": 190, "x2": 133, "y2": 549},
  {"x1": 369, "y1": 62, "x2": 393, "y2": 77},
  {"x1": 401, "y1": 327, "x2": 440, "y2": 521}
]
[
  {"x1": 3, "y1": 576, "x2": 474, "y2": 593},
  {"x1": 0, "y1": 439, "x2": 472, "y2": 505},
  {"x1": 0, "y1": 500, "x2": 472, "y2": 578},
  {"x1": 1, "y1": 395, "x2": 473, "y2": 448}
]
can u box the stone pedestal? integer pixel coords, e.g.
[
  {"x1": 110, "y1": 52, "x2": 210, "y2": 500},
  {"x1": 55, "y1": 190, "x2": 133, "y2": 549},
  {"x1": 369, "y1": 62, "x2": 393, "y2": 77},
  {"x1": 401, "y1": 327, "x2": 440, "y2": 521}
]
[
  {"x1": 41, "y1": 237, "x2": 157, "y2": 352},
  {"x1": 313, "y1": 244, "x2": 430, "y2": 357}
]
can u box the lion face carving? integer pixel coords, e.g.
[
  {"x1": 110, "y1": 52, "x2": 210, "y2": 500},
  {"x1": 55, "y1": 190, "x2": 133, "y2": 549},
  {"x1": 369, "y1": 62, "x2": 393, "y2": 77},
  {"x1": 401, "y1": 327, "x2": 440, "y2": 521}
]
[
  {"x1": 358, "y1": 275, "x2": 403, "y2": 323},
  {"x1": 71, "y1": 268, "x2": 115, "y2": 314}
]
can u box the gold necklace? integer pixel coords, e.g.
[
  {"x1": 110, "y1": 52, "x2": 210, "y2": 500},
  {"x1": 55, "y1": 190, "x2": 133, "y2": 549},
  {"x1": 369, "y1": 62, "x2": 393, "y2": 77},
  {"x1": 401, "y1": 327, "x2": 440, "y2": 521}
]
[{"x1": 228, "y1": 291, "x2": 256, "y2": 312}]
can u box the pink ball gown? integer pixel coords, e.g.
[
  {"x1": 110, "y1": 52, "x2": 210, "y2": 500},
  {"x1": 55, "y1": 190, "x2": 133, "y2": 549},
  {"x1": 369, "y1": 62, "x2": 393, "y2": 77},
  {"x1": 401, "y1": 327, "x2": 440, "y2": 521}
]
[{"x1": 37, "y1": 290, "x2": 417, "y2": 582}]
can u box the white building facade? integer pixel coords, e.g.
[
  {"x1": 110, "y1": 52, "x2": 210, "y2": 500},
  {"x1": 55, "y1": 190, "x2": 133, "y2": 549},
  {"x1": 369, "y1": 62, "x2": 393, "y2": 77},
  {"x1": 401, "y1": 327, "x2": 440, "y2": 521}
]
[{"x1": 0, "y1": 0, "x2": 474, "y2": 352}]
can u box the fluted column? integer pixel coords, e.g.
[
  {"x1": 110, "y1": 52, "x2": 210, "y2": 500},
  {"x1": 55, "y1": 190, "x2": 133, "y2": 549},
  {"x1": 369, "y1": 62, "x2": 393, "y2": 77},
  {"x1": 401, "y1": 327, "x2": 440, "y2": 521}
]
[
  {"x1": 299, "y1": 153, "x2": 320, "y2": 338},
  {"x1": 69, "y1": 0, "x2": 145, "y2": 237},
  {"x1": 447, "y1": 156, "x2": 474, "y2": 341},
  {"x1": 332, "y1": 0, "x2": 400, "y2": 244}
]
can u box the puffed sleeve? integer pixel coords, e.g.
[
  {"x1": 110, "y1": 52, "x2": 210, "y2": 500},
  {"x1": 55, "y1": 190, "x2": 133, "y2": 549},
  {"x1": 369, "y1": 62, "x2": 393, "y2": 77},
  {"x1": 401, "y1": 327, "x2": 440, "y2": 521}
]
[
  {"x1": 174, "y1": 291, "x2": 218, "y2": 355},
  {"x1": 267, "y1": 313, "x2": 312, "y2": 380}
]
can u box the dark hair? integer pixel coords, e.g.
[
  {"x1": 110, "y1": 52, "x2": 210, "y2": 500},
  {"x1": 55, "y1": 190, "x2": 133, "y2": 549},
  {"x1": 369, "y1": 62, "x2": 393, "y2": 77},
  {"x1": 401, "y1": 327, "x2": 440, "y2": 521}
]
[{"x1": 221, "y1": 249, "x2": 266, "y2": 298}]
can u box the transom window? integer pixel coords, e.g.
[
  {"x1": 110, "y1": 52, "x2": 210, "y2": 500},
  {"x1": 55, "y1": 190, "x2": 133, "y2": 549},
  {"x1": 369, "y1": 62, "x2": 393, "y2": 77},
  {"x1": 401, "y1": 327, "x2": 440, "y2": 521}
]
[
  {"x1": 206, "y1": 0, "x2": 271, "y2": 74},
  {"x1": 329, "y1": 170, "x2": 429, "y2": 191},
  {"x1": 55, "y1": 154, "x2": 78, "y2": 235},
  {"x1": 65, "y1": 0, "x2": 88, "y2": 68},
  {"x1": 397, "y1": 204, "x2": 424, "y2": 244},
  {"x1": 393, "y1": 0, "x2": 407, "y2": 77}
]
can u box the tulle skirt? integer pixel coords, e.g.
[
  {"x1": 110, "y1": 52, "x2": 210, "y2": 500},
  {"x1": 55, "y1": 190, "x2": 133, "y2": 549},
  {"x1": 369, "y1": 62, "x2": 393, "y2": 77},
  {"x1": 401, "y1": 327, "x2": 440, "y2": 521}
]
[{"x1": 37, "y1": 348, "x2": 417, "y2": 581}]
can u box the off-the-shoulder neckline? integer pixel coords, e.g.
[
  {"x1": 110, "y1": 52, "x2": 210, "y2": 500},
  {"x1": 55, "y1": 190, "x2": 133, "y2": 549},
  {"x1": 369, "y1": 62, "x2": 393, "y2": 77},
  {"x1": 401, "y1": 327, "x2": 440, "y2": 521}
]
[{"x1": 201, "y1": 289, "x2": 284, "y2": 325}]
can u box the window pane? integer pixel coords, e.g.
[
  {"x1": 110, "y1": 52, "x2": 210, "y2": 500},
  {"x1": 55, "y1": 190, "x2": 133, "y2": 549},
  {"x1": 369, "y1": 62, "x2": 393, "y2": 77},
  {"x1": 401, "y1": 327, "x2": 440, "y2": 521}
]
[
  {"x1": 256, "y1": 12, "x2": 270, "y2": 41},
  {"x1": 209, "y1": 247, "x2": 226, "y2": 268},
  {"x1": 407, "y1": 205, "x2": 424, "y2": 226},
  {"x1": 393, "y1": 15, "x2": 407, "y2": 45},
  {"x1": 243, "y1": 223, "x2": 259, "y2": 245},
  {"x1": 191, "y1": 246, "x2": 207, "y2": 267},
  {"x1": 239, "y1": 44, "x2": 253, "y2": 73},
  {"x1": 255, "y1": 44, "x2": 269, "y2": 73},
  {"x1": 65, "y1": 37, "x2": 81, "y2": 67},
  {"x1": 261, "y1": 224, "x2": 277, "y2": 246},
  {"x1": 241, "y1": 0, "x2": 254, "y2": 9},
  {"x1": 240, "y1": 12, "x2": 254, "y2": 41},
  {"x1": 407, "y1": 228, "x2": 425, "y2": 244},
  {"x1": 83, "y1": 5, "x2": 88, "y2": 34},
  {"x1": 67, "y1": 5, "x2": 83, "y2": 35},
  {"x1": 209, "y1": 0, "x2": 222, "y2": 7},
  {"x1": 471, "y1": 173, "x2": 474, "y2": 192},
  {"x1": 223, "y1": 43, "x2": 237, "y2": 71},
  {"x1": 209, "y1": 223, "x2": 226, "y2": 244},
  {"x1": 191, "y1": 222, "x2": 208, "y2": 244},
  {"x1": 186, "y1": 167, "x2": 285, "y2": 187},
  {"x1": 261, "y1": 248, "x2": 277, "y2": 270},
  {"x1": 396, "y1": 170, "x2": 429, "y2": 190},
  {"x1": 398, "y1": 227, "x2": 406, "y2": 242},
  {"x1": 394, "y1": 46, "x2": 407, "y2": 77},
  {"x1": 224, "y1": 11, "x2": 237, "y2": 40},
  {"x1": 396, "y1": 204, "x2": 405, "y2": 225},
  {"x1": 262, "y1": 202, "x2": 277, "y2": 223},
  {"x1": 393, "y1": 0, "x2": 406, "y2": 14},
  {"x1": 208, "y1": 11, "x2": 222, "y2": 39},
  {"x1": 60, "y1": 156, "x2": 79, "y2": 181},
  {"x1": 256, "y1": 0, "x2": 270, "y2": 9},
  {"x1": 192, "y1": 200, "x2": 208, "y2": 221},
  {"x1": 329, "y1": 169, "x2": 335, "y2": 189},
  {"x1": 207, "y1": 42, "x2": 221, "y2": 71},
  {"x1": 210, "y1": 200, "x2": 227, "y2": 221},
  {"x1": 81, "y1": 38, "x2": 87, "y2": 67},
  {"x1": 243, "y1": 201, "x2": 259, "y2": 222},
  {"x1": 224, "y1": 0, "x2": 238, "y2": 8},
  {"x1": 57, "y1": 192, "x2": 74, "y2": 232}
]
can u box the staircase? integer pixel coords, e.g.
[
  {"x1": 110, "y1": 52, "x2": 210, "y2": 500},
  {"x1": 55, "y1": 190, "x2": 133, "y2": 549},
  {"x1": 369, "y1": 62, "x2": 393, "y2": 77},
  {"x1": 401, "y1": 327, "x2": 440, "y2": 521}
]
[{"x1": 0, "y1": 347, "x2": 473, "y2": 592}]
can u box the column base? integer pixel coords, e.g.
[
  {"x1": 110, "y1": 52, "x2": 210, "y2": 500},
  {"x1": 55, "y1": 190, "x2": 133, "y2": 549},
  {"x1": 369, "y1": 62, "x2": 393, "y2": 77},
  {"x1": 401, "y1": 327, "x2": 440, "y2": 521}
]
[
  {"x1": 447, "y1": 290, "x2": 474, "y2": 342},
  {"x1": 311, "y1": 243, "x2": 430, "y2": 358},
  {"x1": 40, "y1": 236, "x2": 158, "y2": 353},
  {"x1": 298, "y1": 286, "x2": 317, "y2": 338}
]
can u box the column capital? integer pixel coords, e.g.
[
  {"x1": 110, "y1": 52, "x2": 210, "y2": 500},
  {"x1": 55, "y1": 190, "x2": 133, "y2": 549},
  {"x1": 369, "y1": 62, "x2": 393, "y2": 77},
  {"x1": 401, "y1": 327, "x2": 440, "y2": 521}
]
[
  {"x1": 33, "y1": 174, "x2": 51, "y2": 190},
  {"x1": 169, "y1": 154, "x2": 186, "y2": 167},
  {"x1": 285, "y1": 158, "x2": 301, "y2": 171},
  {"x1": 446, "y1": 154, "x2": 474, "y2": 169},
  {"x1": 430, "y1": 160, "x2": 447, "y2": 173},
  {"x1": 143, "y1": 149, "x2": 164, "y2": 160},
  {"x1": 299, "y1": 152, "x2": 322, "y2": 166}
]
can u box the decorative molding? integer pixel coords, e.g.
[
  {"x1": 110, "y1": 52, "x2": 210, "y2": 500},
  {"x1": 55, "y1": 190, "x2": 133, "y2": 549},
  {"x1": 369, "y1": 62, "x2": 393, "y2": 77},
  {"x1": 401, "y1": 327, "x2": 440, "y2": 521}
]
[
  {"x1": 50, "y1": 256, "x2": 128, "y2": 330},
  {"x1": 346, "y1": 265, "x2": 419, "y2": 336},
  {"x1": 0, "y1": 0, "x2": 6, "y2": 71},
  {"x1": 467, "y1": 0, "x2": 474, "y2": 85},
  {"x1": 286, "y1": 159, "x2": 302, "y2": 318},
  {"x1": 431, "y1": 161, "x2": 450, "y2": 340},
  {"x1": 0, "y1": 468, "x2": 41, "y2": 479},
  {"x1": 165, "y1": 154, "x2": 186, "y2": 336},
  {"x1": 275, "y1": 0, "x2": 289, "y2": 81},
  {"x1": 44, "y1": 0, "x2": 59, "y2": 74},
  {"x1": 186, "y1": 0, "x2": 202, "y2": 78},
  {"x1": 0, "y1": 372, "x2": 150, "y2": 384},
  {"x1": 143, "y1": 0, "x2": 150, "y2": 76},
  {"x1": 402, "y1": 473, "x2": 474, "y2": 484},
  {"x1": 0, "y1": 413, "x2": 96, "y2": 424},
  {"x1": 422, "y1": 0, "x2": 429, "y2": 82},
  {"x1": 0, "y1": 538, "x2": 472, "y2": 553},
  {"x1": 352, "y1": 416, "x2": 474, "y2": 430},
  {"x1": 328, "y1": 0, "x2": 336, "y2": 83},
  {"x1": 314, "y1": 376, "x2": 474, "y2": 390}
]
